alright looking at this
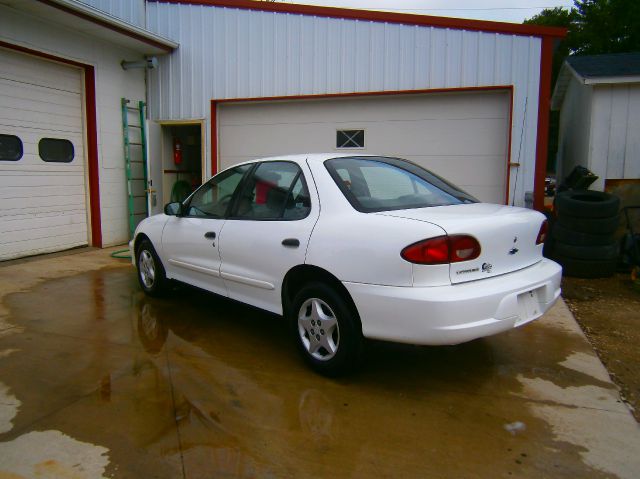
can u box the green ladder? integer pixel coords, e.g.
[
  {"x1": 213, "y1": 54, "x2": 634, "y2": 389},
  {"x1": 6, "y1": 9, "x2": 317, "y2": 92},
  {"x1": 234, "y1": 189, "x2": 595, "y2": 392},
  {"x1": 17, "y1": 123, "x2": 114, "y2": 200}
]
[{"x1": 121, "y1": 98, "x2": 149, "y2": 240}]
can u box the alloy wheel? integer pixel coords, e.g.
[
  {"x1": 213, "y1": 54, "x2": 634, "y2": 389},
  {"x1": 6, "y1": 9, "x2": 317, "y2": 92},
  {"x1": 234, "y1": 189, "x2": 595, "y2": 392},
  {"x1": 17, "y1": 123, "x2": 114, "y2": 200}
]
[
  {"x1": 297, "y1": 298, "x2": 340, "y2": 361},
  {"x1": 138, "y1": 250, "x2": 156, "y2": 289}
]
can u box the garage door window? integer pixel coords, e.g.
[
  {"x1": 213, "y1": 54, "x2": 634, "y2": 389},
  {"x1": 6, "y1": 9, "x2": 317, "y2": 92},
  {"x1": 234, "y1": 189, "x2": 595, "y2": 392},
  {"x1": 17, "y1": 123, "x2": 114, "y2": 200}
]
[
  {"x1": 336, "y1": 130, "x2": 364, "y2": 149},
  {"x1": 39, "y1": 138, "x2": 74, "y2": 163},
  {"x1": 0, "y1": 134, "x2": 23, "y2": 161}
]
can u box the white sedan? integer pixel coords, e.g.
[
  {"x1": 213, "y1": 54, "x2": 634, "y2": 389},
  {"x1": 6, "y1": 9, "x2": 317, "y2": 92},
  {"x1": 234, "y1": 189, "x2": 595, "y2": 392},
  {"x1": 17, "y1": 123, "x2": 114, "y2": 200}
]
[{"x1": 131, "y1": 154, "x2": 561, "y2": 375}]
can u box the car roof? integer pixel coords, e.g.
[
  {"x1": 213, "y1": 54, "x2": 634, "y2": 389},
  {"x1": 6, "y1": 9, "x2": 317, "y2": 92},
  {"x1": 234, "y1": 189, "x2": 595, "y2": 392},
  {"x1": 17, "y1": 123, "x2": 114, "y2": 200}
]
[
  {"x1": 244, "y1": 153, "x2": 382, "y2": 164},
  {"x1": 215, "y1": 153, "x2": 391, "y2": 176}
]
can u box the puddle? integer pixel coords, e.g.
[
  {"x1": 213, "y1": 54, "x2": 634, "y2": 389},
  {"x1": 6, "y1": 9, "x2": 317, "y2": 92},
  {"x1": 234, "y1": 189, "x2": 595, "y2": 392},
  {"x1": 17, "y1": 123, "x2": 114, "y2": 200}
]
[{"x1": 0, "y1": 267, "x2": 635, "y2": 477}]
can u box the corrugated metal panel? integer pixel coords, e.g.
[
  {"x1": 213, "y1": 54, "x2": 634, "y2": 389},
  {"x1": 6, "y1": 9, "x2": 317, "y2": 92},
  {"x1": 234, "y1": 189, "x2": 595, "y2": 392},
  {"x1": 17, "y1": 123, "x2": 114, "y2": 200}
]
[
  {"x1": 77, "y1": 0, "x2": 146, "y2": 27},
  {"x1": 590, "y1": 84, "x2": 640, "y2": 189},
  {"x1": 145, "y1": 3, "x2": 542, "y2": 206}
]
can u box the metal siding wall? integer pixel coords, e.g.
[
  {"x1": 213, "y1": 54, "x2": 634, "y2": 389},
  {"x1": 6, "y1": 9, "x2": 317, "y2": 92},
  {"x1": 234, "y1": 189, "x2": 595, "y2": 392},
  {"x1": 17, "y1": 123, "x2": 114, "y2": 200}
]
[
  {"x1": 592, "y1": 84, "x2": 640, "y2": 188},
  {"x1": 146, "y1": 3, "x2": 541, "y2": 206},
  {"x1": 77, "y1": 0, "x2": 146, "y2": 27}
]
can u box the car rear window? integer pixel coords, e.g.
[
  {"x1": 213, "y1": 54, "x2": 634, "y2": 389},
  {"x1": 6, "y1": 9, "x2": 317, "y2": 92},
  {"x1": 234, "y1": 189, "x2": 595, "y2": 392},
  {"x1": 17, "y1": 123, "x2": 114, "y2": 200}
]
[{"x1": 325, "y1": 156, "x2": 477, "y2": 212}]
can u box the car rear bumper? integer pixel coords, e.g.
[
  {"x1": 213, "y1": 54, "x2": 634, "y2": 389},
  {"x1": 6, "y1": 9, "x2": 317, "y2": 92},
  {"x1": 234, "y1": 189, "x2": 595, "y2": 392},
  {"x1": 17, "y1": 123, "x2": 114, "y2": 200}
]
[{"x1": 343, "y1": 258, "x2": 562, "y2": 346}]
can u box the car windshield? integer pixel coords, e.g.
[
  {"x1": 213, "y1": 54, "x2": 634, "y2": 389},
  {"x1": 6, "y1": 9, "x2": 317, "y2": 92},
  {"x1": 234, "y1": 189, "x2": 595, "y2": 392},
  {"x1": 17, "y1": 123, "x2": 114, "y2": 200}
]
[{"x1": 324, "y1": 156, "x2": 478, "y2": 212}]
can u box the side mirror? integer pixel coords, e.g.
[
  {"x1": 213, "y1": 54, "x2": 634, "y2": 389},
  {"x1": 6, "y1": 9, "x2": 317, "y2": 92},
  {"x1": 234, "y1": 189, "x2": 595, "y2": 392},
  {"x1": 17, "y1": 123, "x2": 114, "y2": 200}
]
[{"x1": 164, "y1": 202, "x2": 183, "y2": 216}]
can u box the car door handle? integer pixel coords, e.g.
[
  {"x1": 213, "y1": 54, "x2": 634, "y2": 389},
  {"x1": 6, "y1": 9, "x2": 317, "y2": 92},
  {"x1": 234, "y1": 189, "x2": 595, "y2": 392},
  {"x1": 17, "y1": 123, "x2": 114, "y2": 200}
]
[
  {"x1": 282, "y1": 238, "x2": 300, "y2": 248},
  {"x1": 204, "y1": 231, "x2": 216, "y2": 239}
]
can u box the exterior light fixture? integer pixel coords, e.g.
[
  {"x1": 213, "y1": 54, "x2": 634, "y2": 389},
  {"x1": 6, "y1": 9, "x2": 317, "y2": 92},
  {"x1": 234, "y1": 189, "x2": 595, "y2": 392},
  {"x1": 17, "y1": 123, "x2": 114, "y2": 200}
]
[{"x1": 121, "y1": 57, "x2": 158, "y2": 70}]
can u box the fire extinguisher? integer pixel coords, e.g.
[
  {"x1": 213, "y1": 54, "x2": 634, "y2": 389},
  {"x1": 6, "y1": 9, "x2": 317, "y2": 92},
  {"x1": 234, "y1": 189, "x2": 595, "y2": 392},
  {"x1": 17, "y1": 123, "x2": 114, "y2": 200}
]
[{"x1": 173, "y1": 137, "x2": 182, "y2": 165}]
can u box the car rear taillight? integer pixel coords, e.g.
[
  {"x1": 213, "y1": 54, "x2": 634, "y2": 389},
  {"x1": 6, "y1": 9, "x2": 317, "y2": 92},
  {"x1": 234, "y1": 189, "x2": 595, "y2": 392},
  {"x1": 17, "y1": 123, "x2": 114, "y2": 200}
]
[
  {"x1": 536, "y1": 220, "x2": 548, "y2": 245},
  {"x1": 401, "y1": 235, "x2": 481, "y2": 265}
]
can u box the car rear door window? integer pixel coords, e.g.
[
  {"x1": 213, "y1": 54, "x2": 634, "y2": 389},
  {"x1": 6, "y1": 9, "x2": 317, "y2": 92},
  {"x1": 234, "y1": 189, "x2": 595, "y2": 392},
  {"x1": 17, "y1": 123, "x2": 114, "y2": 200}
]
[{"x1": 231, "y1": 161, "x2": 310, "y2": 220}]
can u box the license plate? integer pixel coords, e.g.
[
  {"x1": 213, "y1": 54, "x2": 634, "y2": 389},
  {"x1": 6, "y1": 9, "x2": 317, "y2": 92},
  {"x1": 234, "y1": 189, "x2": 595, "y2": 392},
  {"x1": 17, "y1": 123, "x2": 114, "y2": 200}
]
[{"x1": 516, "y1": 289, "x2": 541, "y2": 325}]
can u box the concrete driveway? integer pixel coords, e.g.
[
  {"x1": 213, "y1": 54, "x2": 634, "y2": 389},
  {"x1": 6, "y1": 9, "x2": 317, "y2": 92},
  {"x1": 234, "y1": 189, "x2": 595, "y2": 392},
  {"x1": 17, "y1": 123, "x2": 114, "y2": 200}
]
[{"x1": 0, "y1": 248, "x2": 639, "y2": 478}]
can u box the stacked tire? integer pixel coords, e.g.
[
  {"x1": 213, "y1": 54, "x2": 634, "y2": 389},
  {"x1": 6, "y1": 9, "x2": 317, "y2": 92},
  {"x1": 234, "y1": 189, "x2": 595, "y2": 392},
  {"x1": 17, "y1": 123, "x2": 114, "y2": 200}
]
[{"x1": 550, "y1": 190, "x2": 620, "y2": 278}]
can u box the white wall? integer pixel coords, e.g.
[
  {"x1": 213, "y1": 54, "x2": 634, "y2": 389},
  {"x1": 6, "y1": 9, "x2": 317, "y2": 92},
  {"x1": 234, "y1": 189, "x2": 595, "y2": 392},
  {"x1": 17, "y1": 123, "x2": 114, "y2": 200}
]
[
  {"x1": 590, "y1": 84, "x2": 640, "y2": 190},
  {"x1": 556, "y1": 79, "x2": 593, "y2": 183},
  {"x1": 559, "y1": 80, "x2": 640, "y2": 192},
  {"x1": 145, "y1": 2, "x2": 543, "y2": 207},
  {"x1": 0, "y1": 6, "x2": 146, "y2": 247},
  {"x1": 77, "y1": 0, "x2": 146, "y2": 28}
]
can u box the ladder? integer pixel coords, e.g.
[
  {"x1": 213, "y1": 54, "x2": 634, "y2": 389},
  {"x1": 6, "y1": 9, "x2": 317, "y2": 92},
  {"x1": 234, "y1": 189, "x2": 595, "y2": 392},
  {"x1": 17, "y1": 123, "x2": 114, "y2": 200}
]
[{"x1": 121, "y1": 98, "x2": 150, "y2": 239}]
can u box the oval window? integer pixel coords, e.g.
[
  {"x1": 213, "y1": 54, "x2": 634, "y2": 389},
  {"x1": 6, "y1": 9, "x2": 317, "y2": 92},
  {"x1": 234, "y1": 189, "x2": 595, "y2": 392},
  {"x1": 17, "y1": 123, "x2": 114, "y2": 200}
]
[
  {"x1": 39, "y1": 138, "x2": 74, "y2": 163},
  {"x1": 0, "y1": 134, "x2": 23, "y2": 161}
]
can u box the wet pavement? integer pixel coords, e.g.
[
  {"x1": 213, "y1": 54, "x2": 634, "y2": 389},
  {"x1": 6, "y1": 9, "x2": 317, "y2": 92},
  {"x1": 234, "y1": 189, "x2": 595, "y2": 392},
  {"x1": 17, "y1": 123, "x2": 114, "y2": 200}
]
[{"x1": 0, "y1": 248, "x2": 639, "y2": 478}]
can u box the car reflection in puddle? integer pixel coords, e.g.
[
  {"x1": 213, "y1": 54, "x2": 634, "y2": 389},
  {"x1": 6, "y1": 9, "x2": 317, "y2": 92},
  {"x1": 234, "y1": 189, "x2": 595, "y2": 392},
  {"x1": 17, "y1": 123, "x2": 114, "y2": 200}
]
[{"x1": 134, "y1": 297, "x2": 338, "y2": 477}]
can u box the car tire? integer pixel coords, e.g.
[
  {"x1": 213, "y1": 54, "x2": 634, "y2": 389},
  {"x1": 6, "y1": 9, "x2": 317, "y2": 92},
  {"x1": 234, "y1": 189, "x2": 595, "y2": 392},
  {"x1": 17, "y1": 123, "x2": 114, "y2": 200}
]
[
  {"x1": 552, "y1": 223, "x2": 614, "y2": 246},
  {"x1": 554, "y1": 256, "x2": 616, "y2": 278},
  {"x1": 556, "y1": 213, "x2": 620, "y2": 235},
  {"x1": 290, "y1": 282, "x2": 364, "y2": 377},
  {"x1": 555, "y1": 190, "x2": 620, "y2": 218},
  {"x1": 136, "y1": 239, "x2": 168, "y2": 297},
  {"x1": 553, "y1": 240, "x2": 618, "y2": 261}
]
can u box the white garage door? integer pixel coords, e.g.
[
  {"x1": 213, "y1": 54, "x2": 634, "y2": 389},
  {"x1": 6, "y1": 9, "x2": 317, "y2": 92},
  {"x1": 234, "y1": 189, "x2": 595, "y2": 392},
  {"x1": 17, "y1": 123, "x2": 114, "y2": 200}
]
[
  {"x1": 218, "y1": 90, "x2": 510, "y2": 204},
  {"x1": 0, "y1": 48, "x2": 88, "y2": 261}
]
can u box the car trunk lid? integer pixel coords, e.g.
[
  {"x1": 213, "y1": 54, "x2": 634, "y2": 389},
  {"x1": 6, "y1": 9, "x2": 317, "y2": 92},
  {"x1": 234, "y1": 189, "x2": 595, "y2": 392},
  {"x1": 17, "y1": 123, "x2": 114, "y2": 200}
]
[{"x1": 377, "y1": 203, "x2": 545, "y2": 284}]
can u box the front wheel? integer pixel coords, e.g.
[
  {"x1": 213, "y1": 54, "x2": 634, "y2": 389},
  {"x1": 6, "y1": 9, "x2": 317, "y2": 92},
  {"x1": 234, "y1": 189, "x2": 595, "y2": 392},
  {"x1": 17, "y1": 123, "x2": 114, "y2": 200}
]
[
  {"x1": 136, "y1": 239, "x2": 168, "y2": 297},
  {"x1": 291, "y1": 283, "x2": 364, "y2": 376}
]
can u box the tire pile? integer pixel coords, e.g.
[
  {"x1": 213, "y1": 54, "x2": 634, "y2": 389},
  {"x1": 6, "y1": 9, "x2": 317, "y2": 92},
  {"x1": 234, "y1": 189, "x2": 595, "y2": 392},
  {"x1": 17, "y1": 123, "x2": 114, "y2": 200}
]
[{"x1": 549, "y1": 190, "x2": 620, "y2": 278}]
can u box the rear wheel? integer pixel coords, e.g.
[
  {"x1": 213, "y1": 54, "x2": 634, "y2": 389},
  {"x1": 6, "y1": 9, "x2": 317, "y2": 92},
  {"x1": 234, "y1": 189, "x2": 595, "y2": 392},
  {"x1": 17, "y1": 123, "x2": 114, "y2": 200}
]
[
  {"x1": 136, "y1": 239, "x2": 168, "y2": 297},
  {"x1": 291, "y1": 282, "x2": 363, "y2": 376}
]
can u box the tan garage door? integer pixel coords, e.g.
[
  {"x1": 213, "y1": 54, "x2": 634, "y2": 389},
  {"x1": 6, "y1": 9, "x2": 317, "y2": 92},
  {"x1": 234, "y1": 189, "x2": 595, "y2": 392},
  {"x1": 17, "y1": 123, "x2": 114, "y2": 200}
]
[
  {"x1": 0, "y1": 47, "x2": 88, "y2": 260},
  {"x1": 218, "y1": 90, "x2": 510, "y2": 204}
]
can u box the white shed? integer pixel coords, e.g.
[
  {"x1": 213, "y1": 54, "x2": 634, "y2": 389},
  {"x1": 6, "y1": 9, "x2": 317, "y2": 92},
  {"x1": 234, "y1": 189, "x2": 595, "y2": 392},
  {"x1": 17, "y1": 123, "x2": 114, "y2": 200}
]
[{"x1": 552, "y1": 53, "x2": 640, "y2": 192}]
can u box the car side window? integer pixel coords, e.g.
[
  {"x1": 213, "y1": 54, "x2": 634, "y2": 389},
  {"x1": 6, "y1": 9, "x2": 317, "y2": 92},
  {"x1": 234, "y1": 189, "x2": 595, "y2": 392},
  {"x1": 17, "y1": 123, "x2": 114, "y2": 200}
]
[
  {"x1": 232, "y1": 161, "x2": 311, "y2": 220},
  {"x1": 185, "y1": 165, "x2": 250, "y2": 218},
  {"x1": 283, "y1": 176, "x2": 311, "y2": 220}
]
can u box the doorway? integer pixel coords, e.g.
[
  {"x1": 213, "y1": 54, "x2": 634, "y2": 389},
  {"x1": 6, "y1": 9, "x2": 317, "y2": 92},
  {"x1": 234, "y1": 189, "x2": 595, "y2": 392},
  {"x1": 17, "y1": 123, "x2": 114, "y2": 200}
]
[{"x1": 161, "y1": 123, "x2": 204, "y2": 206}]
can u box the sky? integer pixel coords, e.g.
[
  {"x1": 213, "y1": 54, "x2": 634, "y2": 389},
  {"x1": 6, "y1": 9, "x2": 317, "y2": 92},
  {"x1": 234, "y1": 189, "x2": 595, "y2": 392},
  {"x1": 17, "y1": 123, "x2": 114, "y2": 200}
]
[{"x1": 279, "y1": 1, "x2": 575, "y2": 24}]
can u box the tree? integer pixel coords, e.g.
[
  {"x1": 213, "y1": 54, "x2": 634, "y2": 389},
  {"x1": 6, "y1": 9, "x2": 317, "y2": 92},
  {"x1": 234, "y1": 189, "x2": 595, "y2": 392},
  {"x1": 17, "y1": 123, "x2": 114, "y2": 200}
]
[
  {"x1": 524, "y1": 7, "x2": 576, "y2": 83},
  {"x1": 572, "y1": 0, "x2": 640, "y2": 54},
  {"x1": 525, "y1": 0, "x2": 640, "y2": 56}
]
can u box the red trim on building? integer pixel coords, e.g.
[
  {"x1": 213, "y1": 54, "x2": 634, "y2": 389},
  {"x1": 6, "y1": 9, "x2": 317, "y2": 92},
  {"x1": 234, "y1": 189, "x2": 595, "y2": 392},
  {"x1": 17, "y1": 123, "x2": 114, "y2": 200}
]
[
  {"x1": 505, "y1": 90, "x2": 515, "y2": 205},
  {"x1": 211, "y1": 86, "x2": 514, "y2": 204},
  {"x1": 84, "y1": 66, "x2": 103, "y2": 247},
  {"x1": 210, "y1": 101, "x2": 218, "y2": 177},
  {"x1": 0, "y1": 40, "x2": 102, "y2": 246},
  {"x1": 0, "y1": 40, "x2": 88, "y2": 69},
  {"x1": 36, "y1": 0, "x2": 174, "y2": 52},
  {"x1": 534, "y1": 36, "x2": 555, "y2": 211},
  {"x1": 213, "y1": 86, "x2": 511, "y2": 105},
  {"x1": 150, "y1": 0, "x2": 566, "y2": 38}
]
